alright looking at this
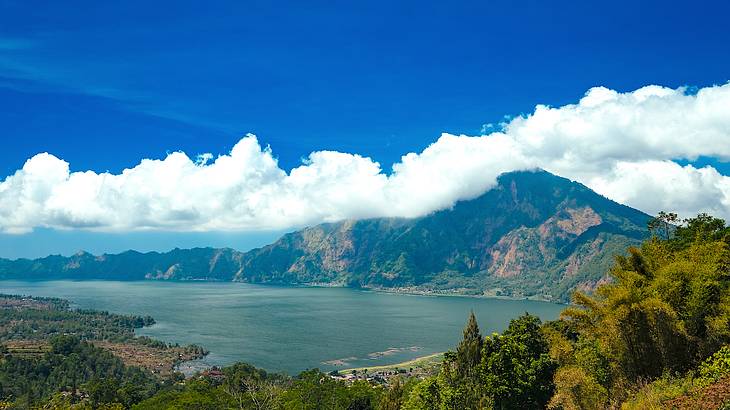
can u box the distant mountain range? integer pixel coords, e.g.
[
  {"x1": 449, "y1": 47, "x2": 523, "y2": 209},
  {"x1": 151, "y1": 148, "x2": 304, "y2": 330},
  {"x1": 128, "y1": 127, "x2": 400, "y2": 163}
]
[{"x1": 0, "y1": 170, "x2": 651, "y2": 302}]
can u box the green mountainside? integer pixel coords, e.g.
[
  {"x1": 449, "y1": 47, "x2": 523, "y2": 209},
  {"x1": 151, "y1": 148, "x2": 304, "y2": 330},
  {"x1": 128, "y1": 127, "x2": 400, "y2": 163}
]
[{"x1": 0, "y1": 170, "x2": 651, "y2": 301}]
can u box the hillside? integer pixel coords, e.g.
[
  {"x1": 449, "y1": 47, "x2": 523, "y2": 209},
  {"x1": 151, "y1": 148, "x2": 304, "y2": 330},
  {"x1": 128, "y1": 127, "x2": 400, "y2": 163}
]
[
  {"x1": 0, "y1": 170, "x2": 651, "y2": 301},
  {"x1": 235, "y1": 170, "x2": 650, "y2": 301}
]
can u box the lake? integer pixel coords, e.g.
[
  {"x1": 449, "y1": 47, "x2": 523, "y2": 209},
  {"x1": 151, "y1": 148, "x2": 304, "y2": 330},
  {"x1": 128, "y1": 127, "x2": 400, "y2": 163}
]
[{"x1": 0, "y1": 280, "x2": 564, "y2": 375}]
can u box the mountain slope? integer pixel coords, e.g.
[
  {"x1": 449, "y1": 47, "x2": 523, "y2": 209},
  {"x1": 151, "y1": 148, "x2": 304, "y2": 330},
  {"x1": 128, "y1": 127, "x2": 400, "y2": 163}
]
[
  {"x1": 0, "y1": 247, "x2": 244, "y2": 281},
  {"x1": 235, "y1": 170, "x2": 650, "y2": 300},
  {"x1": 0, "y1": 170, "x2": 651, "y2": 301}
]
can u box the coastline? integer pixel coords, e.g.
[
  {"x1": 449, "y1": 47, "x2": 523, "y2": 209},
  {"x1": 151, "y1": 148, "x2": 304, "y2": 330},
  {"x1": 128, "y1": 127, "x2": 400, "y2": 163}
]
[
  {"x1": 362, "y1": 285, "x2": 562, "y2": 303},
  {"x1": 1, "y1": 277, "x2": 567, "y2": 304},
  {"x1": 298, "y1": 282, "x2": 566, "y2": 304},
  {"x1": 339, "y1": 352, "x2": 444, "y2": 374}
]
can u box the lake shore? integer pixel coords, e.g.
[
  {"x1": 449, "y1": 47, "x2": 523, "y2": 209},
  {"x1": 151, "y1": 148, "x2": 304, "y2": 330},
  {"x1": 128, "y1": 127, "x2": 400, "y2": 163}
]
[
  {"x1": 339, "y1": 352, "x2": 444, "y2": 374},
  {"x1": 296, "y1": 282, "x2": 564, "y2": 304},
  {"x1": 0, "y1": 280, "x2": 565, "y2": 375}
]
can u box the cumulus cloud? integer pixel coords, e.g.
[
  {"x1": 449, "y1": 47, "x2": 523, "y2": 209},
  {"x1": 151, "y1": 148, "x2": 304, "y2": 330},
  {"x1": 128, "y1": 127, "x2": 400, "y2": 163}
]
[{"x1": 1, "y1": 83, "x2": 730, "y2": 234}]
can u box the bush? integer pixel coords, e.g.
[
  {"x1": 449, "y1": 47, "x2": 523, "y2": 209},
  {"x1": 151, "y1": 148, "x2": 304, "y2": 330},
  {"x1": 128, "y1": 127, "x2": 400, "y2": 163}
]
[{"x1": 698, "y1": 345, "x2": 730, "y2": 385}]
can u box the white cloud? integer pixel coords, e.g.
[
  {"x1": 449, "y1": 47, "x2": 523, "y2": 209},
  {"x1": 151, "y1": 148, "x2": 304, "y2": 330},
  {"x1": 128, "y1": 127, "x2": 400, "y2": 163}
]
[{"x1": 2, "y1": 83, "x2": 730, "y2": 234}]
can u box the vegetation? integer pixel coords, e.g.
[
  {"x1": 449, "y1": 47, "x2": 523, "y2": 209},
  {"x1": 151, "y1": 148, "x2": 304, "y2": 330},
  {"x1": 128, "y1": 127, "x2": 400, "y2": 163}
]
[
  {"x1": 0, "y1": 293, "x2": 207, "y2": 377},
  {"x1": 0, "y1": 211, "x2": 728, "y2": 408},
  {"x1": 0, "y1": 335, "x2": 162, "y2": 408},
  {"x1": 0, "y1": 294, "x2": 154, "y2": 343},
  {"x1": 621, "y1": 346, "x2": 730, "y2": 409},
  {"x1": 549, "y1": 212, "x2": 730, "y2": 409}
]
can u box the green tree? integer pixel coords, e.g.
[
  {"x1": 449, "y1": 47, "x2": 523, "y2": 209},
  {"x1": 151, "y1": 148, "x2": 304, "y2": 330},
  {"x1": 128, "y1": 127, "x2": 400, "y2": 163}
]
[
  {"x1": 559, "y1": 213, "x2": 730, "y2": 405},
  {"x1": 280, "y1": 369, "x2": 352, "y2": 410},
  {"x1": 132, "y1": 379, "x2": 231, "y2": 410},
  {"x1": 440, "y1": 312, "x2": 487, "y2": 409},
  {"x1": 402, "y1": 377, "x2": 441, "y2": 410},
  {"x1": 222, "y1": 363, "x2": 283, "y2": 410},
  {"x1": 481, "y1": 314, "x2": 556, "y2": 409},
  {"x1": 0, "y1": 336, "x2": 160, "y2": 408},
  {"x1": 648, "y1": 211, "x2": 679, "y2": 240},
  {"x1": 456, "y1": 311, "x2": 483, "y2": 380},
  {"x1": 672, "y1": 212, "x2": 730, "y2": 248},
  {"x1": 379, "y1": 377, "x2": 406, "y2": 410}
]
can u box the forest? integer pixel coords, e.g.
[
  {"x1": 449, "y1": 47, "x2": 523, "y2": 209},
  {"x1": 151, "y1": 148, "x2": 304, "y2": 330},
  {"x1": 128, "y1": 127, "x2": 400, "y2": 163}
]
[{"x1": 0, "y1": 213, "x2": 729, "y2": 409}]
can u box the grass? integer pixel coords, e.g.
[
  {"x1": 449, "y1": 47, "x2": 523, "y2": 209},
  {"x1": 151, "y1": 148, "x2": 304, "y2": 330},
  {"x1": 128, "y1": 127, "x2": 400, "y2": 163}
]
[{"x1": 621, "y1": 374, "x2": 697, "y2": 410}]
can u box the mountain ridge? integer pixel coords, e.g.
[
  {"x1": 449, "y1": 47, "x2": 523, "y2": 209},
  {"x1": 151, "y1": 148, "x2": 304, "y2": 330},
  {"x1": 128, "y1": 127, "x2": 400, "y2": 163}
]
[{"x1": 0, "y1": 170, "x2": 652, "y2": 301}]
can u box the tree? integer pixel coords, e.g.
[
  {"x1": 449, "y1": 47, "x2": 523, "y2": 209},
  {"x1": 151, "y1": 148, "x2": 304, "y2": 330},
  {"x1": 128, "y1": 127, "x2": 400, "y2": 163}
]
[
  {"x1": 402, "y1": 377, "x2": 441, "y2": 410},
  {"x1": 223, "y1": 363, "x2": 282, "y2": 410},
  {"x1": 548, "y1": 366, "x2": 608, "y2": 410},
  {"x1": 456, "y1": 311, "x2": 483, "y2": 380},
  {"x1": 379, "y1": 378, "x2": 405, "y2": 410},
  {"x1": 647, "y1": 211, "x2": 679, "y2": 240},
  {"x1": 672, "y1": 213, "x2": 730, "y2": 249},
  {"x1": 481, "y1": 314, "x2": 557, "y2": 409},
  {"x1": 280, "y1": 369, "x2": 353, "y2": 410},
  {"x1": 544, "y1": 323, "x2": 613, "y2": 410},
  {"x1": 50, "y1": 335, "x2": 81, "y2": 355},
  {"x1": 347, "y1": 380, "x2": 380, "y2": 410},
  {"x1": 439, "y1": 311, "x2": 487, "y2": 408},
  {"x1": 561, "y1": 213, "x2": 730, "y2": 400},
  {"x1": 87, "y1": 377, "x2": 123, "y2": 408}
]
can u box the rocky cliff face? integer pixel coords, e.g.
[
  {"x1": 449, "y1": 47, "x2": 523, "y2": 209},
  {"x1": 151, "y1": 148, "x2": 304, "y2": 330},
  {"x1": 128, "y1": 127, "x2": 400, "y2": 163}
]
[{"x1": 0, "y1": 170, "x2": 650, "y2": 302}]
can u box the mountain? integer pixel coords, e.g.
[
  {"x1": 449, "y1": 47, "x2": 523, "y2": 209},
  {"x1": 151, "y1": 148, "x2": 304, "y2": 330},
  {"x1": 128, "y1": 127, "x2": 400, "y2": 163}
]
[
  {"x1": 0, "y1": 170, "x2": 651, "y2": 301},
  {"x1": 233, "y1": 170, "x2": 650, "y2": 301}
]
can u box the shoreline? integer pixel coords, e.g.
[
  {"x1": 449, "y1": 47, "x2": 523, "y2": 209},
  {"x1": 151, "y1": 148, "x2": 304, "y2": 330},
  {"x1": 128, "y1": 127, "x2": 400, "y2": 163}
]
[
  {"x1": 338, "y1": 352, "x2": 444, "y2": 374},
  {"x1": 0, "y1": 278, "x2": 569, "y2": 304},
  {"x1": 359, "y1": 285, "x2": 564, "y2": 304},
  {"x1": 296, "y1": 282, "x2": 567, "y2": 304}
]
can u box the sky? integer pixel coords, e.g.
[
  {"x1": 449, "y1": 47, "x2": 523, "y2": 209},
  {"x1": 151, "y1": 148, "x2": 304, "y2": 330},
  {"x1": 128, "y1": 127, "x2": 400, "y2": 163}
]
[{"x1": 1, "y1": 0, "x2": 729, "y2": 258}]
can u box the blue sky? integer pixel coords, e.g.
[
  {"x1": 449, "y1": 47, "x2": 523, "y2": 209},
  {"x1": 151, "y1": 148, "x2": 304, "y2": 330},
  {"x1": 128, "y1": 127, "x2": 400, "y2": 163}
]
[{"x1": 1, "y1": 0, "x2": 730, "y2": 258}]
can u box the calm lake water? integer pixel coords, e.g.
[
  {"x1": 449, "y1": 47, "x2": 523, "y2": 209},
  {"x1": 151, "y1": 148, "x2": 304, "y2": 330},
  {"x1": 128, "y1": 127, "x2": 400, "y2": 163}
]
[{"x1": 0, "y1": 280, "x2": 564, "y2": 375}]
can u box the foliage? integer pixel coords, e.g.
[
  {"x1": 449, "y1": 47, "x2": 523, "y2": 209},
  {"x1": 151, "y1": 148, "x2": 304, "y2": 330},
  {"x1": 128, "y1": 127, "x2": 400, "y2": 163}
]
[
  {"x1": 565, "y1": 217, "x2": 729, "y2": 373},
  {"x1": 222, "y1": 362, "x2": 286, "y2": 409},
  {"x1": 548, "y1": 365, "x2": 608, "y2": 410},
  {"x1": 669, "y1": 212, "x2": 730, "y2": 250},
  {"x1": 132, "y1": 367, "x2": 387, "y2": 410},
  {"x1": 401, "y1": 377, "x2": 441, "y2": 410},
  {"x1": 620, "y1": 347, "x2": 730, "y2": 410},
  {"x1": 378, "y1": 377, "x2": 406, "y2": 410},
  {"x1": 698, "y1": 345, "x2": 730, "y2": 385},
  {"x1": 554, "y1": 212, "x2": 730, "y2": 408},
  {"x1": 647, "y1": 211, "x2": 679, "y2": 241},
  {"x1": 480, "y1": 314, "x2": 557, "y2": 409},
  {"x1": 404, "y1": 313, "x2": 556, "y2": 409},
  {"x1": 279, "y1": 369, "x2": 384, "y2": 410},
  {"x1": 0, "y1": 294, "x2": 154, "y2": 343},
  {"x1": 456, "y1": 311, "x2": 483, "y2": 381},
  {"x1": 0, "y1": 335, "x2": 160, "y2": 408},
  {"x1": 620, "y1": 373, "x2": 697, "y2": 410},
  {"x1": 132, "y1": 378, "x2": 233, "y2": 410},
  {"x1": 544, "y1": 321, "x2": 614, "y2": 409}
]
